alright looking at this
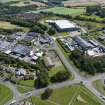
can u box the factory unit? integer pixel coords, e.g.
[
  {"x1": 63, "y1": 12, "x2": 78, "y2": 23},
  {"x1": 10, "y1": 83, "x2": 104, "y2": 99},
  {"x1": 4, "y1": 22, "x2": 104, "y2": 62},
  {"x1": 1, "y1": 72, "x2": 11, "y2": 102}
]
[{"x1": 48, "y1": 20, "x2": 79, "y2": 32}]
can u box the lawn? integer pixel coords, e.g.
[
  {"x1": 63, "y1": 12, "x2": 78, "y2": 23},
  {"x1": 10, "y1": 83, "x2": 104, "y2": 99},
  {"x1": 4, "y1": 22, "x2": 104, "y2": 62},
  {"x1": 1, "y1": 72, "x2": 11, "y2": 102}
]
[
  {"x1": 93, "y1": 80, "x2": 105, "y2": 96},
  {"x1": 0, "y1": 84, "x2": 13, "y2": 105},
  {"x1": 17, "y1": 80, "x2": 35, "y2": 93},
  {"x1": 23, "y1": 84, "x2": 103, "y2": 105},
  {"x1": 17, "y1": 85, "x2": 33, "y2": 94},
  {"x1": 30, "y1": 7, "x2": 85, "y2": 15}
]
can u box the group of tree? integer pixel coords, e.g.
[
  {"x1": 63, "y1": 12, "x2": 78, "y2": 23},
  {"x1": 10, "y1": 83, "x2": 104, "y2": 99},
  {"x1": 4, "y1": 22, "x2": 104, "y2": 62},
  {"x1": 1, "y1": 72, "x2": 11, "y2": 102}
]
[
  {"x1": 70, "y1": 49, "x2": 105, "y2": 75},
  {"x1": 35, "y1": 71, "x2": 50, "y2": 88},
  {"x1": 51, "y1": 71, "x2": 70, "y2": 83},
  {"x1": 0, "y1": 52, "x2": 38, "y2": 71},
  {"x1": 41, "y1": 88, "x2": 53, "y2": 100},
  {"x1": 86, "y1": 5, "x2": 105, "y2": 18}
]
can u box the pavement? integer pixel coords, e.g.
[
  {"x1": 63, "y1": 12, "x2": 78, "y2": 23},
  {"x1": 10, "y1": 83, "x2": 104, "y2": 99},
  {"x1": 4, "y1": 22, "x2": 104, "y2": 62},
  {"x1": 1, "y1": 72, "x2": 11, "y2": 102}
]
[{"x1": 3, "y1": 37, "x2": 105, "y2": 105}]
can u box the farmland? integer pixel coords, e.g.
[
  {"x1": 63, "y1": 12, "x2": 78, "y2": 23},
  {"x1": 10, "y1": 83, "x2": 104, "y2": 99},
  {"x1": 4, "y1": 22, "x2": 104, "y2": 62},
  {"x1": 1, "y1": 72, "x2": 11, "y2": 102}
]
[
  {"x1": 0, "y1": 0, "x2": 21, "y2": 3},
  {"x1": 30, "y1": 7, "x2": 85, "y2": 15},
  {"x1": 10, "y1": 0, "x2": 47, "y2": 7},
  {"x1": 0, "y1": 21, "x2": 29, "y2": 32},
  {"x1": 24, "y1": 84, "x2": 103, "y2": 105},
  {"x1": 63, "y1": 0, "x2": 105, "y2": 7}
]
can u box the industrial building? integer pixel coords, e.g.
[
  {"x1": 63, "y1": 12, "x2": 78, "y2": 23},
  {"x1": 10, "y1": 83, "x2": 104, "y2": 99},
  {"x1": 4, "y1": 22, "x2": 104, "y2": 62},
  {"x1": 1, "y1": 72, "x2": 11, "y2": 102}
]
[
  {"x1": 73, "y1": 36, "x2": 94, "y2": 50},
  {"x1": 12, "y1": 44, "x2": 30, "y2": 57},
  {"x1": 49, "y1": 20, "x2": 79, "y2": 32}
]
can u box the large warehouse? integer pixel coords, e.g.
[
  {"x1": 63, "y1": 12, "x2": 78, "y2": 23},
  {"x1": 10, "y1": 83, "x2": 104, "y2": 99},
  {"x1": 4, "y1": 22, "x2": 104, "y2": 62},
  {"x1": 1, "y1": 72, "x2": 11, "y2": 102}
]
[{"x1": 49, "y1": 20, "x2": 79, "y2": 32}]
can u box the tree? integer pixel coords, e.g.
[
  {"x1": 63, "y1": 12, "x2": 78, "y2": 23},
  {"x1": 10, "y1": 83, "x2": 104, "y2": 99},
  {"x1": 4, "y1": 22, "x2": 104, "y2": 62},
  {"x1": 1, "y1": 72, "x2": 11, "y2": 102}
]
[
  {"x1": 31, "y1": 26, "x2": 44, "y2": 34},
  {"x1": 51, "y1": 71, "x2": 70, "y2": 83},
  {"x1": 35, "y1": 71, "x2": 49, "y2": 88},
  {"x1": 48, "y1": 28, "x2": 56, "y2": 35},
  {"x1": 41, "y1": 88, "x2": 53, "y2": 100}
]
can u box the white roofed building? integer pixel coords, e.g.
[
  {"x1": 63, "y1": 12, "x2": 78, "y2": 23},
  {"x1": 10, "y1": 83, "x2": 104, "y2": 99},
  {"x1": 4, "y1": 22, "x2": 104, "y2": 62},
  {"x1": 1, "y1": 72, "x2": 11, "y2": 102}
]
[{"x1": 48, "y1": 20, "x2": 79, "y2": 32}]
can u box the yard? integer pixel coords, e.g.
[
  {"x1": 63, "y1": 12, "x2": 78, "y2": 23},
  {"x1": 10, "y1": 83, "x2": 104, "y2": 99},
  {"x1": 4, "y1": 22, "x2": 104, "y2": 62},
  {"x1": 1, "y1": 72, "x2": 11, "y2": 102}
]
[
  {"x1": 30, "y1": 7, "x2": 85, "y2": 15},
  {"x1": 23, "y1": 84, "x2": 103, "y2": 105},
  {"x1": 0, "y1": 84, "x2": 13, "y2": 105}
]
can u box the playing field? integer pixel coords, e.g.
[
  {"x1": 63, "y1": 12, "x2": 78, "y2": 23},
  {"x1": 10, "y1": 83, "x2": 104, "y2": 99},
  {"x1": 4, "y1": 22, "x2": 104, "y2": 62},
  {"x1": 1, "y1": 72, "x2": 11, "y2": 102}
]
[
  {"x1": 30, "y1": 7, "x2": 85, "y2": 15},
  {"x1": 0, "y1": 84, "x2": 13, "y2": 105},
  {"x1": 24, "y1": 84, "x2": 103, "y2": 105}
]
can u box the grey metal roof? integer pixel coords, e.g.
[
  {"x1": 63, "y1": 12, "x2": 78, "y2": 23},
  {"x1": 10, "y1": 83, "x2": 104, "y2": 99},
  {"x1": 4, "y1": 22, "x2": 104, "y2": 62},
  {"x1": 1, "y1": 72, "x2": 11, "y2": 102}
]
[
  {"x1": 88, "y1": 40, "x2": 99, "y2": 47},
  {"x1": 24, "y1": 35, "x2": 34, "y2": 41},
  {"x1": 12, "y1": 44, "x2": 30, "y2": 56},
  {"x1": 73, "y1": 36, "x2": 93, "y2": 49}
]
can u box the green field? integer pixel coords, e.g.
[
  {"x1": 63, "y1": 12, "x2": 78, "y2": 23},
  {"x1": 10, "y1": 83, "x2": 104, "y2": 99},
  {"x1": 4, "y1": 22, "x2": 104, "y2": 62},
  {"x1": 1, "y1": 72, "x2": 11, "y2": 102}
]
[
  {"x1": 93, "y1": 80, "x2": 105, "y2": 96},
  {"x1": 0, "y1": 21, "x2": 29, "y2": 32},
  {"x1": 17, "y1": 85, "x2": 33, "y2": 93},
  {"x1": 24, "y1": 84, "x2": 103, "y2": 105},
  {"x1": 30, "y1": 7, "x2": 85, "y2": 15},
  {"x1": 0, "y1": 84, "x2": 13, "y2": 105},
  {"x1": 17, "y1": 80, "x2": 34, "y2": 93}
]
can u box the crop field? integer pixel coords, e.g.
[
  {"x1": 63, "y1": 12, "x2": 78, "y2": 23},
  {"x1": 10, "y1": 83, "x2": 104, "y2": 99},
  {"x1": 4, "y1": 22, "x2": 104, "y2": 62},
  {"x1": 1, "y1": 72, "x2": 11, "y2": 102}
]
[
  {"x1": 63, "y1": 0, "x2": 105, "y2": 7},
  {"x1": 0, "y1": 21, "x2": 17, "y2": 29},
  {"x1": 0, "y1": 21, "x2": 29, "y2": 32},
  {"x1": 24, "y1": 84, "x2": 103, "y2": 105},
  {"x1": 10, "y1": 0, "x2": 47, "y2": 7},
  {"x1": 0, "y1": 0, "x2": 21, "y2": 3},
  {"x1": 30, "y1": 7, "x2": 85, "y2": 15}
]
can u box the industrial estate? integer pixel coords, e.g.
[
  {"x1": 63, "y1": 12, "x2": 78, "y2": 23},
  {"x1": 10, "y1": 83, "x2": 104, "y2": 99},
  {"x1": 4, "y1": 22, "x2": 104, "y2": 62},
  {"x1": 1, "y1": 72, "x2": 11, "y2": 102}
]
[{"x1": 1, "y1": 0, "x2": 105, "y2": 105}]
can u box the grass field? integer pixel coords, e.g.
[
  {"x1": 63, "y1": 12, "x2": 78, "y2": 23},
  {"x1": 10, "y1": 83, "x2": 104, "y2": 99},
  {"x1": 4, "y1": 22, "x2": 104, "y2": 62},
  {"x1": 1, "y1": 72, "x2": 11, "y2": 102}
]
[
  {"x1": 93, "y1": 80, "x2": 105, "y2": 96},
  {"x1": 0, "y1": 21, "x2": 29, "y2": 32},
  {"x1": 0, "y1": 21, "x2": 17, "y2": 29},
  {"x1": 24, "y1": 84, "x2": 103, "y2": 105},
  {"x1": 17, "y1": 80, "x2": 34, "y2": 93},
  {"x1": 0, "y1": 84, "x2": 13, "y2": 105},
  {"x1": 30, "y1": 7, "x2": 85, "y2": 15},
  {"x1": 17, "y1": 85, "x2": 33, "y2": 93}
]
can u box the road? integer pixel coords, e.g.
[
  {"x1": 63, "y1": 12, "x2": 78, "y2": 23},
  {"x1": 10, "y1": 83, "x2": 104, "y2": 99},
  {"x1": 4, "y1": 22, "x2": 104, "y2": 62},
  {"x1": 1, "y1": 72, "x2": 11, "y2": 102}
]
[{"x1": 3, "y1": 37, "x2": 105, "y2": 105}]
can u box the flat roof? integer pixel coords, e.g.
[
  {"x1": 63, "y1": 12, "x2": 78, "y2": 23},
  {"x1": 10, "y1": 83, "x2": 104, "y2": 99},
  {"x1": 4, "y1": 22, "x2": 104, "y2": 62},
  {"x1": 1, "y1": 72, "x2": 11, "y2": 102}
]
[
  {"x1": 0, "y1": 41, "x2": 10, "y2": 50},
  {"x1": 54, "y1": 20, "x2": 76, "y2": 29},
  {"x1": 73, "y1": 36, "x2": 93, "y2": 49},
  {"x1": 12, "y1": 44, "x2": 30, "y2": 56}
]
